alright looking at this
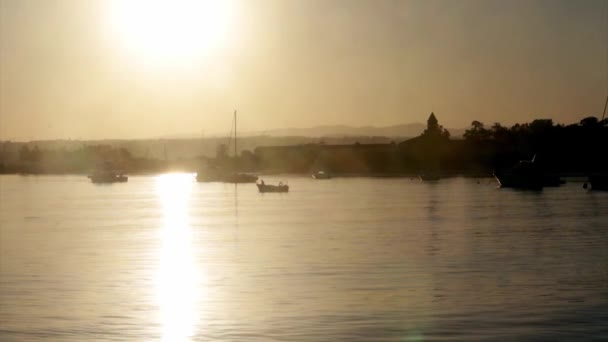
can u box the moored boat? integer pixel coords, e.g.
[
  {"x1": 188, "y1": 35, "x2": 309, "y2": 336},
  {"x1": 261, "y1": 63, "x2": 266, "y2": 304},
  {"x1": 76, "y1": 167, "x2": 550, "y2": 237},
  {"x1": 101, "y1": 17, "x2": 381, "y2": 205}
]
[
  {"x1": 587, "y1": 174, "x2": 608, "y2": 191},
  {"x1": 88, "y1": 161, "x2": 128, "y2": 183},
  {"x1": 196, "y1": 167, "x2": 257, "y2": 183},
  {"x1": 196, "y1": 169, "x2": 222, "y2": 182},
  {"x1": 196, "y1": 110, "x2": 258, "y2": 183},
  {"x1": 542, "y1": 174, "x2": 566, "y2": 187},
  {"x1": 226, "y1": 173, "x2": 258, "y2": 183},
  {"x1": 312, "y1": 171, "x2": 331, "y2": 179},
  {"x1": 88, "y1": 170, "x2": 128, "y2": 183},
  {"x1": 419, "y1": 173, "x2": 440, "y2": 181},
  {"x1": 256, "y1": 181, "x2": 289, "y2": 193},
  {"x1": 584, "y1": 97, "x2": 608, "y2": 191},
  {"x1": 494, "y1": 157, "x2": 543, "y2": 190}
]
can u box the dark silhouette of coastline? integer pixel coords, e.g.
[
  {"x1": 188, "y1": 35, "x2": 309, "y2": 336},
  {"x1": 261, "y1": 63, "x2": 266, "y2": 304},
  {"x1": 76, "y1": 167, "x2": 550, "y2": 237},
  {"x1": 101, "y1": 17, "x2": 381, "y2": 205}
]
[
  {"x1": 251, "y1": 114, "x2": 608, "y2": 178},
  {"x1": 1, "y1": 113, "x2": 606, "y2": 178}
]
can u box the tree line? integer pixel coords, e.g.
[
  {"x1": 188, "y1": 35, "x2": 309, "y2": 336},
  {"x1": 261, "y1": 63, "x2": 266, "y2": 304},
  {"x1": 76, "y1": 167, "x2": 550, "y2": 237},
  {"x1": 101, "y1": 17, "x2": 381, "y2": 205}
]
[{"x1": 1, "y1": 116, "x2": 606, "y2": 176}]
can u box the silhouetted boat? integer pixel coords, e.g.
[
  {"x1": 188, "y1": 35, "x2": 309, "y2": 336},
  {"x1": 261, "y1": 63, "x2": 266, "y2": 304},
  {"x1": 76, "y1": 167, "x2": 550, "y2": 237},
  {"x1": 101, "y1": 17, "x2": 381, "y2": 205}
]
[
  {"x1": 88, "y1": 162, "x2": 127, "y2": 183},
  {"x1": 89, "y1": 171, "x2": 128, "y2": 183},
  {"x1": 587, "y1": 174, "x2": 608, "y2": 191},
  {"x1": 196, "y1": 169, "x2": 257, "y2": 183},
  {"x1": 418, "y1": 173, "x2": 440, "y2": 181},
  {"x1": 195, "y1": 167, "x2": 222, "y2": 182},
  {"x1": 256, "y1": 181, "x2": 289, "y2": 193},
  {"x1": 584, "y1": 97, "x2": 608, "y2": 191},
  {"x1": 542, "y1": 174, "x2": 566, "y2": 187},
  {"x1": 312, "y1": 171, "x2": 331, "y2": 179},
  {"x1": 196, "y1": 110, "x2": 258, "y2": 183},
  {"x1": 196, "y1": 166, "x2": 257, "y2": 183},
  {"x1": 494, "y1": 156, "x2": 544, "y2": 190},
  {"x1": 225, "y1": 173, "x2": 259, "y2": 183}
]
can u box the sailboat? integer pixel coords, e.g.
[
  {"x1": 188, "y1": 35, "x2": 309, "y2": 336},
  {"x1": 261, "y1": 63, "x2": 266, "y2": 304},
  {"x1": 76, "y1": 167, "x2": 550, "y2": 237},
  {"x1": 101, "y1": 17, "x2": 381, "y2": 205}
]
[
  {"x1": 586, "y1": 95, "x2": 608, "y2": 191},
  {"x1": 196, "y1": 111, "x2": 258, "y2": 183},
  {"x1": 493, "y1": 155, "x2": 544, "y2": 190}
]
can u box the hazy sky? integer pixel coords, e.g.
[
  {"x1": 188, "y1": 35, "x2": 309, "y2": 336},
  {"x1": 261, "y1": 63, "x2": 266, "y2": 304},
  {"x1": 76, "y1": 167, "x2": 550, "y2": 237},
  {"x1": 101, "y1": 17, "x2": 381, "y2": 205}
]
[{"x1": 1, "y1": 0, "x2": 607, "y2": 140}]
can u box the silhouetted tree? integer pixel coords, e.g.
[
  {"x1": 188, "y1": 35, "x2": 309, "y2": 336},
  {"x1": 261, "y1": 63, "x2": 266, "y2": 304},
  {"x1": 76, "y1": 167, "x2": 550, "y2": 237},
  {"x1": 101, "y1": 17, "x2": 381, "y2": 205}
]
[
  {"x1": 580, "y1": 116, "x2": 599, "y2": 127},
  {"x1": 464, "y1": 121, "x2": 490, "y2": 141},
  {"x1": 490, "y1": 122, "x2": 509, "y2": 141}
]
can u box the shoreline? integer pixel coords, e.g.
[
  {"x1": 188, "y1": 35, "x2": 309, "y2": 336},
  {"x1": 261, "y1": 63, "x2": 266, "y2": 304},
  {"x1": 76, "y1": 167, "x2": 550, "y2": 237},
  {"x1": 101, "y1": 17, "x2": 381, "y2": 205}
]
[{"x1": 0, "y1": 171, "x2": 593, "y2": 179}]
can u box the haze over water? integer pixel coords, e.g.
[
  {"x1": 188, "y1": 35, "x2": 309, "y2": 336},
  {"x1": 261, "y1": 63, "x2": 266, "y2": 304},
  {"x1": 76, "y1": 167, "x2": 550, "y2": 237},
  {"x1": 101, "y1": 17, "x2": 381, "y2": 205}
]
[{"x1": 1, "y1": 174, "x2": 606, "y2": 341}]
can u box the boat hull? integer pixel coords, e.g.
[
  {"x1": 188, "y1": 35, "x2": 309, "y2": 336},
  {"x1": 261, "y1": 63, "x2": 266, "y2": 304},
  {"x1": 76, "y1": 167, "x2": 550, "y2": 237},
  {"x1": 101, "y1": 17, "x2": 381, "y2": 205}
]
[
  {"x1": 543, "y1": 176, "x2": 565, "y2": 187},
  {"x1": 88, "y1": 174, "x2": 128, "y2": 183},
  {"x1": 312, "y1": 171, "x2": 331, "y2": 179},
  {"x1": 589, "y1": 174, "x2": 608, "y2": 191},
  {"x1": 226, "y1": 173, "x2": 258, "y2": 183},
  {"x1": 256, "y1": 183, "x2": 289, "y2": 193},
  {"x1": 493, "y1": 172, "x2": 543, "y2": 190},
  {"x1": 196, "y1": 173, "x2": 223, "y2": 182},
  {"x1": 196, "y1": 172, "x2": 258, "y2": 183},
  {"x1": 419, "y1": 174, "x2": 440, "y2": 181}
]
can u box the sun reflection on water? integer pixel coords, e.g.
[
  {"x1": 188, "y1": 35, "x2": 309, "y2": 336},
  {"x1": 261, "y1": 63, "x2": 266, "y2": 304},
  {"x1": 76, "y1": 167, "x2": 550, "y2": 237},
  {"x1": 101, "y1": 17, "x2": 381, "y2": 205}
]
[{"x1": 155, "y1": 173, "x2": 199, "y2": 341}]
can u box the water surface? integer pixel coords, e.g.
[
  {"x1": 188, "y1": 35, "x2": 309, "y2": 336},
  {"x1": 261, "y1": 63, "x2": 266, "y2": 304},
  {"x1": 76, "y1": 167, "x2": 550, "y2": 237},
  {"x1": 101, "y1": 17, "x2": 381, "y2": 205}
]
[{"x1": 1, "y1": 175, "x2": 607, "y2": 341}]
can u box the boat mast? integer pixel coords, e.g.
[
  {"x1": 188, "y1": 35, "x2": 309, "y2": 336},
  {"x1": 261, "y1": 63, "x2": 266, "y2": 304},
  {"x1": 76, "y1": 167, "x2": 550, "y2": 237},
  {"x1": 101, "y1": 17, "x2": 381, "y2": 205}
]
[
  {"x1": 234, "y1": 110, "x2": 237, "y2": 159},
  {"x1": 602, "y1": 95, "x2": 608, "y2": 121}
]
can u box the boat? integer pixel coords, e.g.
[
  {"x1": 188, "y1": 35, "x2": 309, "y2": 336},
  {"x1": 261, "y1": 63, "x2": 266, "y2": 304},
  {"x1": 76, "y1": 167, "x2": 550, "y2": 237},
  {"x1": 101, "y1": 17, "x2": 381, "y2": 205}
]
[
  {"x1": 312, "y1": 170, "x2": 331, "y2": 179},
  {"x1": 542, "y1": 174, "x2": 566, "y2": 187},
  {"x1": 195, "y1": 167, "x2": 223, "y2": 182},
  {"x1": 256, "y1": 181, "x2": 289, "y2": 193},
  {"x1": 196, "y1": 166, "x2": 257, "y2": 183},
  {"x1": 584, "y1": 96, "x2": 608, "y2": 191},
  {"x1": 418, "y1": 173, "x2": 440, "y2": 181},
  {"x1": 89, "y1": 171, "x2": 128, "y2": 183},
  {"x1": 88, "y1": 162, "x2": 128, "y2": 183},
  {"x1": 196, "y1": 110, "x2": 258, "y2": 183},
  {"x1": 493, "y1": 156, "x2": 544, "y2": 190},
  {"x1": 587, "y1": 174, "x2": 608, "y2": 191},
  {"x1": 419, "y1": 159, "x2": 441, "y2": 181},
  {"x1": 225, "y1": 172, "x2": 259, "y2": 183}
]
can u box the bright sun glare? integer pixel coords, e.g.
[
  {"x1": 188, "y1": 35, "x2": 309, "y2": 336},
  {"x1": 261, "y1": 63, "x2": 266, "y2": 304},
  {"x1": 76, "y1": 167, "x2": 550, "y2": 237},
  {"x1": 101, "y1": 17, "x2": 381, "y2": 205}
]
[
  {"x1": 155, "y1": 173, "x2": 200, "y2": 341},
  {"x1": 107, "y1": 0, "x2": 235, "y2": 66}
]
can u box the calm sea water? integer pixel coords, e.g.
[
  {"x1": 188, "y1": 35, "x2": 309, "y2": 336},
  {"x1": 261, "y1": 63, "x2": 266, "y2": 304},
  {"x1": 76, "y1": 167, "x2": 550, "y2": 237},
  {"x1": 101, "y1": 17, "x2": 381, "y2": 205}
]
[{"x1": 0, "y1": 174, "x2": 607, "y2": 341}]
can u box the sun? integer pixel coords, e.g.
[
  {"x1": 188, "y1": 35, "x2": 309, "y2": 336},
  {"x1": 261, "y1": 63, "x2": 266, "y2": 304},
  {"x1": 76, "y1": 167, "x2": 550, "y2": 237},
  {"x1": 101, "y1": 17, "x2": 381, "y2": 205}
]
[{"x1": 106, "y1": 0, "x2": 236, "y2": 67}]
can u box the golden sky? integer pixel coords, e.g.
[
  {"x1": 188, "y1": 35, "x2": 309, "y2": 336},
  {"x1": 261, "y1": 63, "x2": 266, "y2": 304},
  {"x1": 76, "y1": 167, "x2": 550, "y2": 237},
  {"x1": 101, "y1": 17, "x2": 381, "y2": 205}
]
[{"x1": 1, "y1": 0, "x2": 607, "y2": 140}]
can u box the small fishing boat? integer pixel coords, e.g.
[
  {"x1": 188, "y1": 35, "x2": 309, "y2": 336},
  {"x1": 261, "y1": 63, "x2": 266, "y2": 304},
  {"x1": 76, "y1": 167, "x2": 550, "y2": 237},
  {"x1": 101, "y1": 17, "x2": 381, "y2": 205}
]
[
  {"x1": 256, "y1": 181, "x2": 289, "y2": 193},
  {"x1": 419, "y1": 173, "x2": 440, "y2": 181},
  {"x1": 88, "y1": 170, "x2": 128, "y2": 183},
  {"x1": 312, "y1": 171, "x2": 331, "y2": 179},
  {"x1": 88, "y1": 162, "x2": 128, "y2": 183}
]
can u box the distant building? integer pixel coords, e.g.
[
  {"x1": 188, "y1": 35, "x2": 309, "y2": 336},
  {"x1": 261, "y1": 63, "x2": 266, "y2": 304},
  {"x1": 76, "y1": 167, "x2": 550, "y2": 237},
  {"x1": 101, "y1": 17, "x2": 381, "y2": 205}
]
[
  {"x1": 400, "y1": 112, "x2": 451, "y2": 149},
  {"x1": 427, "y1": 112, "x2": 439, "y2": 132}
]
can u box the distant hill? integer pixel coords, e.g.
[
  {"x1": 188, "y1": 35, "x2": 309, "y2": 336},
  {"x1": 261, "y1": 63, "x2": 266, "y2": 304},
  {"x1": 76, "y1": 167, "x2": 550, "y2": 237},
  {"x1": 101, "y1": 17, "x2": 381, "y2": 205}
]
[
  {"x1": 0, "y1": 136, "x2": 401, "y2": 162},
  {"x1": 248, "y1": 123, "x2": 465, "y2": 138},
  {"x1": 0, "y1": 123, "x2": 466, "y2": 162},
  {"x1": 156, "y1": 123, "x2": 466, "y2": 139}
]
